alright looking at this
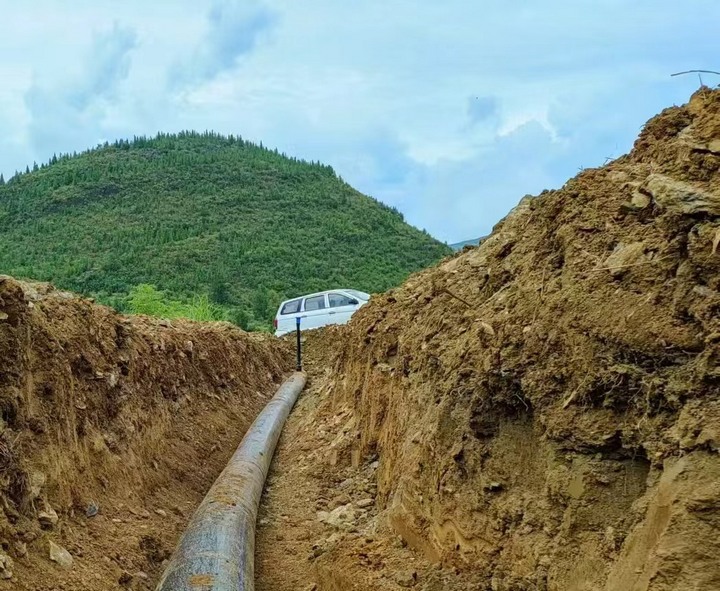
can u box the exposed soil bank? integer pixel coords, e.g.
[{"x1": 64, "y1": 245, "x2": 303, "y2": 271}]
[
  {"x1": 0, "y1": 276, "x2": 291, "y2": 590},
  {"x1": 256, "y1": 89, "x2": 720, "y2": 591}
]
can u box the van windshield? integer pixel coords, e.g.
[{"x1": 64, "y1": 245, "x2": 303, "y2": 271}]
[
  {"x1": 280, "y1": 299, "x2": 301, "y2": 315},
  {"x1": 345, "y1": 290, "x2": 370, "y2": 301}
]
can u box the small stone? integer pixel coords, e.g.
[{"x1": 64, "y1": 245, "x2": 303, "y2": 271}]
[
  {"x1": 39, "y1": 506, "x2": 59, "y2": 529},
  {"x1": 20, "y1": 530, "x2": 37, "y2": 544},
  {"x1": 394, "y1": 570, "x2": 417, "y2": 587},
  {"x1": 317, "y1": 503, "x2": 356, "y2": 529},
  {"x1": 155, "y1": 509, "x2": 167, "y2": 518},
  {"x1": 49, "y1": 541, "x2": 74, "y2": 569},
  {"x1": 0, "y1": 312, "x2": 8, "y2": 321},
  {"x1": 135, "y1": 571, "x2": 149, "y2": 580},
  {"x1": 28, "y1": 471, "x2": 46, "y2": 501},
  {"x1": 602, "y1": 242, "x2": 646, "y2": 278},
  {"x1": 13, "y1": 541, "x2": 27, "y2": 558},
  {"x1": 630, "y1": 192, "x2": 651, "y2": 209},
  {"x1": 329, "y1": 493, "x2": 351, "y2": 509},
  {"x1": 86, "y1": 502, "x2": 99, "y2": 518},
  {"x1": 0, "y1": 552, "x2": 13, "y2": 580},
  {"x1": 356, "y1": 498, "x2": 374, "y2": 509},
  {"x1": 338, "y1": 478, "x2": 354, "y2": 490}
]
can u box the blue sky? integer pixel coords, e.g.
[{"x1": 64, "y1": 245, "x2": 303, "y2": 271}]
[{"x1": 1, "y1": 1, "x2": 718, "y2": 243}]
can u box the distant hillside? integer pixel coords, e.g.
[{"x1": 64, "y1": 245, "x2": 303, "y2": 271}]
[
  {"x1": 0, "y1": 132, "x2": 451, "y2": 329},
  {"x1": 449, "y1": 237, "x2": 484, "y2": 251}
]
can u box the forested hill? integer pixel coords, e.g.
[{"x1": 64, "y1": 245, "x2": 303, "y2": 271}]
[{"x1": 0, "y1": 132, "x2": 451, "y2": 329}]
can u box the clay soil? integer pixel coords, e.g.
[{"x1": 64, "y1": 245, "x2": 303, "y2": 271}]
[
  {"x1": 255, "y1": 88, "x2": 720, "y2": 591},
  {"x1": 256, "y1": 330, "x2": 493, "y2": 590},
  {"x1": 0, "y1": 277, "x2": 292, "y2": 590}
]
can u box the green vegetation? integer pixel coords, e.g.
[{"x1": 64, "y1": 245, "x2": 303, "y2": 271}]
[
  {"x1": 0, "y1": 132, "x2": 451, "y2": 329},
  {"x1": 127, "y1": 284, "x2": 225, "y2": 323}
]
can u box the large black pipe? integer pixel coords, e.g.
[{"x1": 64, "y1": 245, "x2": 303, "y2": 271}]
[{"x1": 155, "y1": 372, "x2": 307, "y2": 591}]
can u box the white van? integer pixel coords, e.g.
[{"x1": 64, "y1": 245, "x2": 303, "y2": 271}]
[{"x1": 274, "y1": 289, "x2": 370, "y2": 336}]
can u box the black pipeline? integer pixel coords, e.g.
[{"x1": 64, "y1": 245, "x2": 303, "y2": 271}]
[{"x1": 155, "y1": 372, "x2": 307, "y2": 591}]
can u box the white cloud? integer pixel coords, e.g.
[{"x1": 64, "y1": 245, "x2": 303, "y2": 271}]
[
  {"x1": 23, "y1": 22, "x2": 138, "y2": 157},
  {"x1": 170, "y1": 0, "x2": 277, "y2": 87},
  {"x1": 0, "y1": 0, "x2": 719, "y2": 242}
]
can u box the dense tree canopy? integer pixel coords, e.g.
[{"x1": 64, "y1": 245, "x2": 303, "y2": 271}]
[{"x1": 0, "y1": 132, "x2": 451, "y2": 329}]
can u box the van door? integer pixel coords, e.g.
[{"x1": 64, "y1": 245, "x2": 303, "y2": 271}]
[
  {"x1": 300, "y1": 294, "x2": 329, "y2": 330},
  {"x1": 327, "y1": 292, "x2": 358, "y2": 325}
]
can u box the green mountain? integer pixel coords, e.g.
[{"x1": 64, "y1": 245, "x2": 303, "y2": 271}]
[{"x1": 0, "y1": 132, "x2": 451, "y2": 329}]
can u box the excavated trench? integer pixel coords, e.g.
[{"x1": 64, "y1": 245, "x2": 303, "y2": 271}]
[
  {"x1": 156, "y1": 373, "x2": 306, "y2": 591},
  {"x1": 0, "y1": 276, "x2": 293, "y2": 591}
]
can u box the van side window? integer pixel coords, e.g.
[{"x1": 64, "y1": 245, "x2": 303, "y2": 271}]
[
  {"x1": 329, "y1": 293, "x2": 353, "y2": 308},
  {"x1": 304, "y1": 295, "x2": 326, "y2": 311},
  {"x1": 281, "y1": 299, "x2": 301, "y2": 315}
]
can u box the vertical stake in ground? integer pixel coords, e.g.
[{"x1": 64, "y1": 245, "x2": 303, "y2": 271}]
[{"x1": 296, "y1": 316, "x2": 302, "y2": 371}]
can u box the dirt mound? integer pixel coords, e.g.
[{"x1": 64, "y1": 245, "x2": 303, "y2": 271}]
[
  {"x1": 256, "y1": 88, "x2": 720, "y2": 590},
  {"x1": 0, "y1": 276, "x2": 292, "y2": 589}
]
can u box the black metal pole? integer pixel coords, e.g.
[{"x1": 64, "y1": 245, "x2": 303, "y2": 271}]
[{"x1": 295, "y1": 317, "x2": 302, "y2": 371}]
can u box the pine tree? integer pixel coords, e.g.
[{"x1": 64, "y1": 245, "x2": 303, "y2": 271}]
[{"x1": 0, "y1": 173, "x2": 4, "y2": 185}]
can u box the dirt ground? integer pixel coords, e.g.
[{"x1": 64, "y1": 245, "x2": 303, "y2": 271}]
[
  {"x1": 255, "y1": 88, "x2": 720, "y2": 591},
  {"x1": 0, "y1": 277, "x2": 292, "y2": 590},
  {"x1": 255, "y1": 331, "x2": 494, "y2": 591}
]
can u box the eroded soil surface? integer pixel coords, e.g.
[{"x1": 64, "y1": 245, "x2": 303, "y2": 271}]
[
  {"x1": 256, "y1": 333, "x2": 490, "y2": 591},
  {"x1": 255, "y1": 88, "x2": 720, "y2": 591},
  {"x1": 0, "y1": 277, "x2": 291, "y2": 590}
]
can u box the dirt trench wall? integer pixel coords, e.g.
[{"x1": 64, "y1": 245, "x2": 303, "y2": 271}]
[
  {"x1": 320, "y1": 88, "x2": 720, "y2": 590},
  {"x1": 0, "y1": 276, "x2": 292, "y2": 588}
]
